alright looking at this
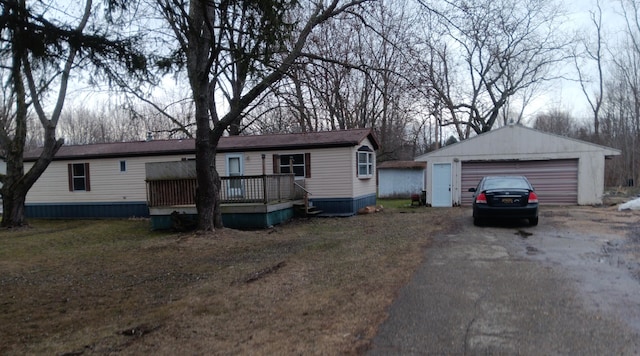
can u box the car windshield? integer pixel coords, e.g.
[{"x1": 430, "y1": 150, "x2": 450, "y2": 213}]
[{"x1": 483, "y1": 177, "x2": 530, "y2": 190}]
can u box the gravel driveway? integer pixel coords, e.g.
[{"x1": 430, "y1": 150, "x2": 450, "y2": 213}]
[{"x1": 368, "y1": 206, "x2": 640, "y2": 355}]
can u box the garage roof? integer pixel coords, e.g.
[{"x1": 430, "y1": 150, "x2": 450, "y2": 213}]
[
  {"x1": 378, "y1": 161, "x2": 427, "y2": 170},
  {"x1": 415, "y1": 124, "x2": 620, "y2": 161}
]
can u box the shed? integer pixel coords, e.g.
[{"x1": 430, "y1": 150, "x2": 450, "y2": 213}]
[
  {"x1": 415, "y1": 124, "x2": 620, "y2": 207},
  {"x1": 377, "y1": 161, "x2": 426, "y2": 198}
]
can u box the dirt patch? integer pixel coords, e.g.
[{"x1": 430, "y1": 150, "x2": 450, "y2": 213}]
[
  {"x1": 0, "y1": 207, "x2": 455, "y2": 355},
  {"x1": 5, "y1": 203, "x2": 637, "y2": 355}
]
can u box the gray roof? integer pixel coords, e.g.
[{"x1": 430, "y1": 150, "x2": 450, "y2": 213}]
[
  {"x1": 377, "y1": 161, "x2": 426, "y2": 169},
  {"x1": 415, "y1": 124, "x2": 620, "y2": 161},
  {"x1": 24, "y1": 128, "x2": 379, "y2": 161}
]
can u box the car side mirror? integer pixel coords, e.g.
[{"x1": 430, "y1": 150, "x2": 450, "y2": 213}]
[{"x1": 468, "y1": 187, "x2": 476, "y2": 192}]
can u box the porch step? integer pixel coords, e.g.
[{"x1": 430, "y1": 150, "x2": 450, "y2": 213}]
[{"x1": 293, "y1": 203, "x2": 323, "y2": 217}]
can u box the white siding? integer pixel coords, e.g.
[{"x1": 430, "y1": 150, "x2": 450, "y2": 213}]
[
  {"x1": 215, "y1": 145, "x2": 377, "y2": 199},
  {"x1": 378, "y1": 169, "x2": 424, "y2": 198},
  {"x1": 215, "y1": 149, "x2": 355, "y2": 198},
  {"x1": 416, "y1": 125, "x2": 620, "y2": 206},
  {"x1": 216, "y1": 152, "x2": 265, "y2": 176},
  {"x1": 311, "y1": 146, "x2": 355, "y2": 198},
  {"x1": 353, "y1": 140, "x2": 377, "y2": 198},
  {"x1": 26, "y1": 136, "x2": 378, "y2": 204},
  {"x1": 415, "y1": 125, "x2": 620, "y2": 162},
  {"x1": 26, "y1": 154, "x2": 194, "y2": 204}
]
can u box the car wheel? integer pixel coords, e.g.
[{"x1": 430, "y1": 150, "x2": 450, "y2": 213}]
[
  {"x1": 529, "y1": 217, "x2": 539, "y2": 226},
  {"x1": 473, "y1": 217, "x2": 483, "y2": 226}
]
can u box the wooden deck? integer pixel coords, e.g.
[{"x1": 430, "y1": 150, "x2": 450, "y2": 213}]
[
  {"x1": 146, "y1": 174, "x2": 306, "y2": 229},
  {"x1": 146, "y1": 174, "x2": 304, "y2": 207}
]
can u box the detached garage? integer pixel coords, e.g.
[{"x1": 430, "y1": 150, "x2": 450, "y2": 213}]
[{"x1": 415, "y1": 124, "x2": 620, "y2": 207}]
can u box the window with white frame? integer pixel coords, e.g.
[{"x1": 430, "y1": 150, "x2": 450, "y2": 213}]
[
  {"x1": 357, "y1": 146, "x2": 373, "y2": 178},
  {"x1": 119, "y1": 160, "x2": 127, "y2": 172}
]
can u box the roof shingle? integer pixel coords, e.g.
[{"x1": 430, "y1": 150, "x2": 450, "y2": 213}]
[{"x1": 24, "y1": 128, "x2": 379, "y2": 161}]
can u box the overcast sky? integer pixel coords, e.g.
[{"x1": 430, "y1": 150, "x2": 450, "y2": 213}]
[
  {"x1": 537, "y1": 0, "x2": 624, "y2": 121},
  {"x1": 61, "y1": 0, "x2": 629, "y2": 128}
]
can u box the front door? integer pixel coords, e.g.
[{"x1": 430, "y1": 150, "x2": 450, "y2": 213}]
[
  {"x1": 226, "y1": 154, "x2": 243, "y2": 197},
  {"x1": 432, "y1": 163, "x2": 452, "y2": 207}
]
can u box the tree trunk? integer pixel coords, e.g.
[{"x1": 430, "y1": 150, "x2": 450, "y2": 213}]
[
  {"x1": 195, "y1": 137, "x2": 216, "y2": 231},
  {"x1": 1, "y1": 186, "x2": 27, "y2": 227},
  {"x1": 193, "y1": 79, "x2": 217, "y2": 231},
  {"x1": 193, "y1": 80, "x2": 225, "y2": 231},
  {"x1": 0, "y1": 128, "x2": 64, "y2": 227},
  {"x1": 212, "y1": 167, "x2": 223, "y2": 228}
]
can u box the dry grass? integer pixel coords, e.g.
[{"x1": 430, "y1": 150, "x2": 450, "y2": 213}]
[{"x1": 0, "y1": 204, "x2": 456, "y2": 355}]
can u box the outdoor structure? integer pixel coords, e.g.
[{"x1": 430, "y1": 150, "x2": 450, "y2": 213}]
[
  {"x1": 23, "y1": 128, "x2": 379, "y2": 228},
  {"x1": 145, "y1": 160, "x2": 303, "y2": 229},
  {"x1": 377, "y1": 161, "x2": 426, "y2": 199},
  {"x1": 415, "y1": 124, "x2": 620, "y2": 207}
]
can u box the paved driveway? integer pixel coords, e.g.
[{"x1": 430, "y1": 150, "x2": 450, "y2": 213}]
[{"x1": 368, "y1": 207, "x2": 640, "y2": 355}]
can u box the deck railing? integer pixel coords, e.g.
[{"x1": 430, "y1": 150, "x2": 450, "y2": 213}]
[{"x1": 147, "y1": 174, "x2": 303, "y2": 207}]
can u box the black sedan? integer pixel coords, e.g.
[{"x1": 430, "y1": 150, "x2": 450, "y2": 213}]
[{"x1": 468, "y1": 176, "x2": 539, "y2": 226}]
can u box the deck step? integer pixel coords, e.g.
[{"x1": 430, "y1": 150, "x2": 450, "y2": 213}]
[{"x1": 293, "y1": 203, "x2": 323, "y2": 217}]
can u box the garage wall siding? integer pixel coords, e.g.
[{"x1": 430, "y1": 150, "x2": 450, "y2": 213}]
[
  {"x1": 378, "y1": 168, "x2": 424, "y2": 198},
  {"x1": 415, "y1": 125, "x2": 620, "y2": 206},
  {"x1": 461, "y1": 160, "x2": 578, "y2": 206}
]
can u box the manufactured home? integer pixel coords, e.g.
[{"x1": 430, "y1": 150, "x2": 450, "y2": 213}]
[{"x1": 23, "y1": 129, "x2": 379, "y2": 227}]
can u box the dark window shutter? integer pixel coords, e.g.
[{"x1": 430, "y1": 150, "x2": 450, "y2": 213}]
[
  {"x1": 84, "y1": 163, "x2": 91, "y2": 191},
  {"x1": 273, "y1": 154, "x2": 280, "y2": 173},
  {"x1": 355, "y1": 153, "x2": 359, "y2": 177},
  {"x1": 304, "y1": 153, "x2": 311, "y2": 178},
  {"x1": 68, "y1": 164, "x2": 73, "y2": 191}
]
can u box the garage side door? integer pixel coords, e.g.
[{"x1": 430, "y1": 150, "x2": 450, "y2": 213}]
[{"x1": 461, "y1": 160, "x2": 578, "y2": 206}]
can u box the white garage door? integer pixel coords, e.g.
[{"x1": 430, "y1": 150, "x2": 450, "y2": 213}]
[{"x1": 461, "y1": 159, "x2": 578, "y2": 206}]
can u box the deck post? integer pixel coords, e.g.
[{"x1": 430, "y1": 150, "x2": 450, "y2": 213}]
[
  {"x1": 262, "y1": 174, "x2": 268, "y2": 204},
  {"x1": 262, "y1": 154, "x2": 267, "y2": 204}
]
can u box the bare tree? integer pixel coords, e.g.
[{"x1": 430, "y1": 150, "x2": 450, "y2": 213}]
[
  {"x1": 575, "y1": 0, "x2": 606, "y2": 139},
  {"x1": 0, "y1": 0, "x2": 147, "y2": 227},
  {"x1": 55, "y1": 98, "x2": 193, "y2": 145},
  {"x1": 154, "y1": 0, "x2": 370, "y2": 231},
  {"x1": 416, "y1": 0, "x2": 571, "y2": 139},
  {"x1": 532, "y1": 109, "x2": 577, "y2": 137},
  {"x1": 596, "y1": 0, "x2": 640, "y2": 186},
  {"x1": 256, "y1": 0, "x2": 420, "y2": 160}
]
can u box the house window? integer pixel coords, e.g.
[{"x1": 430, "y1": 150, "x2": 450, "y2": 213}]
[
  {"x1": 273, "y1": 153, "x2": 311, "y2": 178},
  {"x1": 357, "y1": 146, "x2": 374, "y2": 178},
  {"x1": 68, "y1": 163, "x2": 91, "y2": 191},
  {"x1": 119, "y1": 160, "x2": 127, "y2": 172}
]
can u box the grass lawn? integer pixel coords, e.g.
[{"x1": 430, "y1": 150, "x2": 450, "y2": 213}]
[{"x1": 0, "y1": 202, "x2": 460, "y2": 355}]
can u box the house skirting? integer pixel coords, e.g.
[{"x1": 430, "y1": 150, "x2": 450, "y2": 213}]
[
  {"x1": 23, "y1": 195, "x2": 375, "y2": 226},
  {"x1": 149, "y1": 201, "x2": 295, "y2": 230},
  {"x1": 25, "y1": 202, "x2": 149, "y2": 218},
  {"x1": 310, "y1": 193, "x2": 377, "y2": 216}
]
